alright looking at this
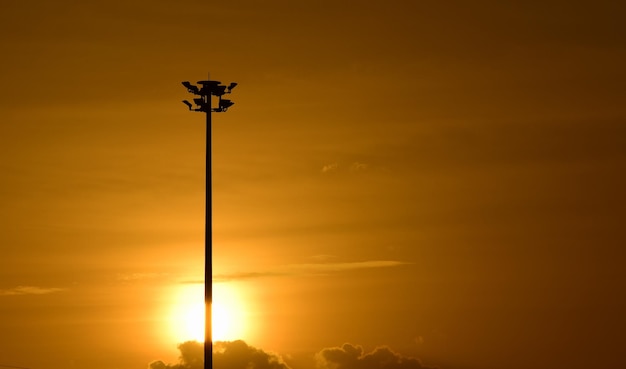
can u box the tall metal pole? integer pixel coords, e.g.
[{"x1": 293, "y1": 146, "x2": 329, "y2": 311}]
[
  {"x1": 205, "y1": 92, "x2": 213, "y2": 369},
  {"x1": 181, "y1": 77, "x2": 236, "y2": 369}
]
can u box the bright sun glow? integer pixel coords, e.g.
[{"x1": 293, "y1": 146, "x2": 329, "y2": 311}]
[{"x1": 167, "y1": 282, "x2": 250, "y2": 343}]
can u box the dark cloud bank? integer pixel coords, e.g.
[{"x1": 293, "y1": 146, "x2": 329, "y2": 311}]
[
  {"x1": 150, "y1": 341, "x2": 436, "y2": 369},
  {"x1": 316, "y1": 343, "x2": 435, "y2": 369}
]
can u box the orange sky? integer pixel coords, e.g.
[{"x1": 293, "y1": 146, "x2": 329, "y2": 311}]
[{"x1": 1, "y1": 1, "x2": 626, "y2": 369}]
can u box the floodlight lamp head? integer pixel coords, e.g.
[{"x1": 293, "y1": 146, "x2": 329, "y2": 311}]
[
  {"x1": 182, "y1": 81, "x2": 199, "y2": 94},
  {"x1": 213, "y1": 85, "x2": 227, "y2": 96},
  {"x1": 191, "y1": 97, "x2": 210, "y2": 112},
  {"x1": 182, "y1": 100, "x2": 193, "y2": 110},
  {"x1": 219, "y1": 99, "x2": 235, "y2": 111},
  {"x1": 227, "y1": 82, "x2": 238, "y2": 92}
]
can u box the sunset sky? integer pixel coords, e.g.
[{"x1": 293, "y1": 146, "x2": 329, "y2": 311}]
[{"x1": 1, "y1": 1, "x2": 626, "y2": 369}]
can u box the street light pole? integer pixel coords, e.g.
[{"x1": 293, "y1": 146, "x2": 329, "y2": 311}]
[{"x1": 182, "y1": 77, "x2": 237, "y2": 369}]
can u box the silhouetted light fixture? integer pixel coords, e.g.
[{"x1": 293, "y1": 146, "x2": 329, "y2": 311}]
[
  {"x1": 182, "y1": 81, "x2": 200, "y2": 94},
  {"x1": 181, "y1": 76, "x2": 237, "y2": 369},
  {"x1": 219, "y1": 99, "x2": 235, "y2": 111}
]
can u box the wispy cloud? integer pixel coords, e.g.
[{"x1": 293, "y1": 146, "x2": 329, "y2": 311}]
[
  {"x1": 286, "y1": 260, "x2": 408, "y2": 272},
  {"x1": 350, "y1": 162, "x2": 368, "y2": 172},
  {"x1": 0, "y1": 364, "x2": 32, "y2": 369},
  {"x1": 213, "y1": 271, "x2": 290, "y2": 282},
  {"x1": 321, "y1": 162, "x2": 370, "y2": 174},
  {"x1": 213, "y1": 260, "x2": 410, "y2": 282},
  {"x1": 0, "y1": 286, "x2": 66, "y2": 296},
  {"x1": 116, "y1": 272, "x2": 168, "y2": 282},
  {"x1": 321, "y1": 162, "x2": 339, "y2": 173},
  {"x1": 309, "y1": 254, "x2": 337, "y2": 261}
]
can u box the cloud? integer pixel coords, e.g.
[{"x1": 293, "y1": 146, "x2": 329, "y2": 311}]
[
  {"x1": 316, "y1": 343, "x2": 436, "y2": 369},
  {"x1": 309, "y1": 254, "x2": 338, "y2": 261},
  {"x1": 288, "y1": 260, "x2": 409, "y2": 273},
  {"x1": 151, "y1": 341, "x2": 437, "y2": 369},
  {"x1": 322, "y1": 162, "x2": 370, "y2": 174},
  {"x1": 322, "y1": 163, "x2": 339, "y2": 173},
  {"x1": 214, "y1": 340, "x2": 291, "y2": 369},
  {"x1": 213, "y1": 260, "x2": 411, "y2": 282},
  {"x1": 150, "y1": 340, "x2": 290, "y2": 369},
  {"x1": 117, "y1": 272, "x2": 167, "y2": 282},
  {"x1": 349, "y1": 162, "x2": 368, "y2": 172},
  {"x1": 148, "y1": 361, "x2": 168, "y2": 369},
  {"x1": 0, "y1": 285, "x2": 66, "y2": 296},
  {"x1": 213, "y1": 271, "x2": 290, "y2": 282},
  {"x1": 149, "y1": 341, "x2": 203, "y2": 369}
]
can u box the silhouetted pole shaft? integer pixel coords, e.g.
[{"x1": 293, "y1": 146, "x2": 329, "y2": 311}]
[{"x1": 205, "y1": 94, "x2": 213, "y2": 369}]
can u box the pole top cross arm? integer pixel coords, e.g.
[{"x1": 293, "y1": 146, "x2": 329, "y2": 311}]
[{"x1": 181, "y1": 78, "x2": 237, "y2": 113}]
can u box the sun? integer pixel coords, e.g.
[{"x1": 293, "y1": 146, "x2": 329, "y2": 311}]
[
  {"x1": 166, "y1": 282, "x2": 251, "y2": 343},
  {"x1": 212, "y1": 283, "x2": 249, "y2": 342},
  {"x1": 167, "y1": 283, "x2": 204, "y2": 343}
]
